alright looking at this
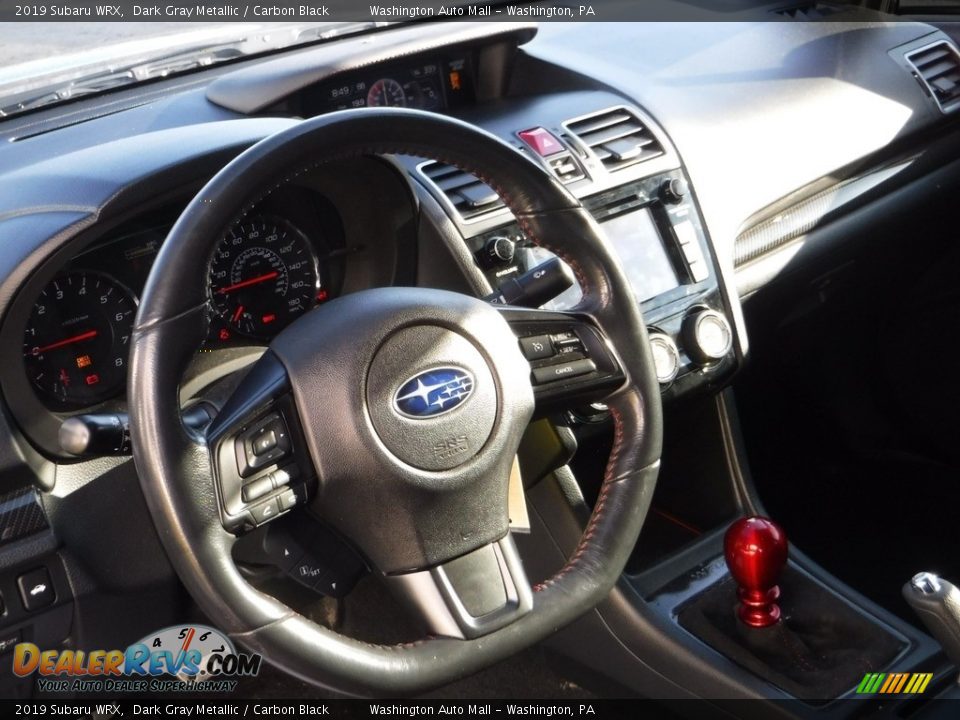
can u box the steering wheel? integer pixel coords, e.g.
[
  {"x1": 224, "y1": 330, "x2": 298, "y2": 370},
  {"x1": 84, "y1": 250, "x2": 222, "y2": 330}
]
[{"x1": 128, "y1": 109, "x2": 663, "y2": 695}]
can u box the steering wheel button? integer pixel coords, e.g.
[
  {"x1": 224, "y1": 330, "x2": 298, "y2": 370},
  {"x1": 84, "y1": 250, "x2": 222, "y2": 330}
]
[
  {"x1": 251, "y1": 499, "x2": 281, "y2": 525},
  {"x1": 241, "y1": 475, "x2": 274, "y2": 503},
  {"x1": 290, "y1": 556, "x2": 328, "y2": 589},
  {"x1": 238, "y1": 413, "x2": 292, "y2": 476},
  {"x1": 532, "y1": 359, "x2": 596, "y2": 385},
  {"x1": 519, "y1": 335, "x2": 554, "y2": 360},
  {"x1": 278, "y1": 486, "x2": 304, "y2": 512},
  {"x1": 272, "y1": 465, "x2": 298, "y2": 489},
  {"x1": 252, "y1": 430, "x2": 278, "y2": 456},
  {"x1": 552, "y1": 335, "x2": 584, "y2": 354}
]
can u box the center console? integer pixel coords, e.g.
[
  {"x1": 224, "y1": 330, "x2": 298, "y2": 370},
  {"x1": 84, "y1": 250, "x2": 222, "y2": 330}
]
[
  {"x1": 413, "y1": 99, "x2": 740, "y2": 403},
  {"x1": 467, "y1": 169, "x2": 735, "y2": 399}
]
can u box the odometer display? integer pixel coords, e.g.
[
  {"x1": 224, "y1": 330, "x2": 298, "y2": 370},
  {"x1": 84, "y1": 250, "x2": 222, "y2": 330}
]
[
  {"x1": 23, "y1": 271, "x2": 136, "y2": 409},
  {"x1": 209, "y1": 216, "x2": 320, "y2": 339}
]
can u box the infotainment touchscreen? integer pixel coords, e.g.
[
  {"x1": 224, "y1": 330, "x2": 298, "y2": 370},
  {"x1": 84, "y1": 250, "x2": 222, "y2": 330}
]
[{"x1": 601, "y1": 209, "x2": 680, "y2": 303}]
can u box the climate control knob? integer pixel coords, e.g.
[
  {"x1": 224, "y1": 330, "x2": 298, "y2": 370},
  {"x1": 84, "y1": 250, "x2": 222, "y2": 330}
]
[
  {"x1": 648, "y1": 332, "x2": 680, "y2": 384},
  {"x1": 682, "y1": 309, "x2": 732, "y2": 365}
]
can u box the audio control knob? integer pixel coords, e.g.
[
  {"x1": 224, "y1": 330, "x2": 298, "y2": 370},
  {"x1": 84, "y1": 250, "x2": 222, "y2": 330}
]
[
  {"x1": 660, "y1": 177, "x2": 688, "y2": 204},
  {"x1": 648, "y1": 332, "x2": 680, "y2": 384},
  {"x1": 682, "y1": 309, "x2": 732, "y2": 365},
  {"x1": 479, "y1": 236, "x2": 516, "y2": 268}
]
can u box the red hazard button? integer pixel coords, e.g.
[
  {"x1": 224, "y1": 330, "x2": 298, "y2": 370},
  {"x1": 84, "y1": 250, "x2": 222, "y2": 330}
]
[{"x1": 518, "y1": 127, "x2": 565, "y2": 157}]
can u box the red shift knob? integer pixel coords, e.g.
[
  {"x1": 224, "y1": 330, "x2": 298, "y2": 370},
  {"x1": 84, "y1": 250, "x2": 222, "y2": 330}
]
[{"x1": 724, "y1": 516, "x2": 788, "y2": 628}]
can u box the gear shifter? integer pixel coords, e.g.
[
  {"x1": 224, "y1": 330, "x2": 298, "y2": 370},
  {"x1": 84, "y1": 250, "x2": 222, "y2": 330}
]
[
  {"x1": 903, "y1": 571, "x2": 960, "y2": 671},
  {"x1": 724, "y1": 516, "x2": 788, "y2": 627}
]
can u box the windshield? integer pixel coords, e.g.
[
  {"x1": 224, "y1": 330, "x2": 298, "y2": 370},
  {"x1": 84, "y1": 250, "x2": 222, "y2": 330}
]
[{"x1": 0, "y1": 21, "x2": 375, "y2": 117}]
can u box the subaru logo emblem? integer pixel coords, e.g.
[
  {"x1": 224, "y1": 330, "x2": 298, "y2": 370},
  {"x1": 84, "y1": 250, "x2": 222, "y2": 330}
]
[{"x1": 393, "y1": 367, "x2": 475, "y2": 419}]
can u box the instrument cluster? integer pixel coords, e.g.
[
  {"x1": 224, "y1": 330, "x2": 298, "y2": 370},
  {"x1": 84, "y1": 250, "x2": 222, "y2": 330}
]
[
  {"x1": 304, "y1": 54, "x2": 475, "y2": 115},
  {"x1": 22, "y1": 199, "x2": 344, "y2": 411}
]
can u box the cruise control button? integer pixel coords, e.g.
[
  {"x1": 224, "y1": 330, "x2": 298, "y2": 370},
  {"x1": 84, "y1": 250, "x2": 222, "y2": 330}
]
[
  {"x1": 519, "y1": 335, "x2": 554, "y2": 360},
  {"x1": 532, "y1": 359, "x2": 596, "y2": 385},
  {"x1": 17, "y1": 568, "x2": 55, "y2": 612},
  {"x1": 552, "y1": 333, "x2": 584, "y2": 354},
  {"x1": 290, "y1": 555, "x2": 328, "y2": 589},
  {"x1": 251, "y1": 499, "x2": 280, "y2": 525}
]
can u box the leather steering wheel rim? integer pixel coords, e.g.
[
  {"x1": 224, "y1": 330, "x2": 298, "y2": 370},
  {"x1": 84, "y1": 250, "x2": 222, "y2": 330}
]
[{"x1": 128, "y1": 108, "x2": 663, "y2": 695}]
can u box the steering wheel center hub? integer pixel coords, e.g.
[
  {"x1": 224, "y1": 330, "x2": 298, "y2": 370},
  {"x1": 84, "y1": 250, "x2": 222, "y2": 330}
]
[{"x1": 366, "y1": 325, "x2": 497, "y2": 471}]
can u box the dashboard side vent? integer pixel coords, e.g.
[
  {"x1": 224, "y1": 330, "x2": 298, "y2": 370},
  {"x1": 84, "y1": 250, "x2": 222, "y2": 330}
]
[
  {"x1": 772, "y1": 3, "x2": 843, "y2": 20},
  {"x1": 418, "y1": 161, "x2": 505, "y2": 220},
  {"x1": 564, "y1": 108, "x2": 663, "y2": 172},
  {"x1": 906, "y1": 41, "x2": 960, "y2": 113}
]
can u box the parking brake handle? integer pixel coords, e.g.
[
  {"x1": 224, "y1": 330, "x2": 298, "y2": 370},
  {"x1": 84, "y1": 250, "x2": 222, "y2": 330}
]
[{"x1": 904, "y1": 572, "x2": 960, "y2": 672}]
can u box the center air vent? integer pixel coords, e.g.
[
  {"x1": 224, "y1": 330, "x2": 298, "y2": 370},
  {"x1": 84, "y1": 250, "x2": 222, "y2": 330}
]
[
  {"x1": 906, "y1": 41, "x2": 960, "y2": 113},
  {"x1": 564, "y1": 108, "x2": 663, "y2": 173},
  {"x1": 418, "y1": 161, "x2": 505, "y2": 221}
]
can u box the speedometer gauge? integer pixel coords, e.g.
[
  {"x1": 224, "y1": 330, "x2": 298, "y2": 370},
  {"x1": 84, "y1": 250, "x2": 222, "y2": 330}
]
[
  {"x1": 366, "y1": 78, "x2": 407, "y2": 107},
  {"x1": 23, "y1": 271, "x2": 136, "y2": 409},
  {"x1": 209, "y1": 216, "x2": 320, "y2": 340}
]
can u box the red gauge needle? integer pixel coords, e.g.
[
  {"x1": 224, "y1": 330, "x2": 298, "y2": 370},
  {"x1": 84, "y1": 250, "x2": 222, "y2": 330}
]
[
  {"x1": 231, "y1": 305, "x2": 245, "y2": 324},
  {"x1": 28, "y1": 329, "x2": 98, "y2": 355},
  {"x1": 217, "y1": 271, "x2": 279, "y2": 294}
]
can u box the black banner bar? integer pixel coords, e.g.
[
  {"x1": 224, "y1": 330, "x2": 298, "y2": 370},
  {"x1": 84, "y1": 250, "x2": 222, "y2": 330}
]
[
  {"x1": 1, "y1": 698, "x2": 956, "y2": 719},
  {"x1": 0, "y1": 0, "x2": 873, "y2": 23}
]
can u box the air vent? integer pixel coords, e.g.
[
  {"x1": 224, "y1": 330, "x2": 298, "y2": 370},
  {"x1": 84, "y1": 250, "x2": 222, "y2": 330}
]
[
  {"x1": 906, "y1": 41, "x2": 960, "y2": 113},
  {"x1": 565, "y1": 109, "x2": 663, "y2": 172},
  {"x1": 772, "y1": 3, "x2": 843, "y2": 20},
  {"x1": 418, "y1": 161, "x2": 505, "y2": 220}
]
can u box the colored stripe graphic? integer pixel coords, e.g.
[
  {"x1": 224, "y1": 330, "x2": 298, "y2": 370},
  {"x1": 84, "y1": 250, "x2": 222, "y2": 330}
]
[
  {"x1": 904, "y1": 674, "x2": 920, "y2": 694},
  {"x1": 879, "y1": 674, "x2": 896, "y2": 693},
  {"x1": 857, "y1": 672, "x2": 933, "y2": 694}
]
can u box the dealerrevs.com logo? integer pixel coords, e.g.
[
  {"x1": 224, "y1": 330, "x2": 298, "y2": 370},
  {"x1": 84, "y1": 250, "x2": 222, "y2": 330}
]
[{"x1": 12, "y1": 624, "x2": 261, "y2": 693}]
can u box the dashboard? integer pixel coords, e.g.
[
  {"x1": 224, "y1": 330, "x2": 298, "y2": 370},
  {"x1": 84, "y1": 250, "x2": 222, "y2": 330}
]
[{"x1": 0, "y1": 17, "x2": 955, "y2": 462}]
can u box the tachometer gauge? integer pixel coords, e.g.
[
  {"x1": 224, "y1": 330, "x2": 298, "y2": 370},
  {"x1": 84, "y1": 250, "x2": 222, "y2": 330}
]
[
  {"x1": 209, "y1": 216, "x2": 320, "y2": 340},
  {"x1": 23, "y1": 271, "x2": 136, "y2": 409},
  {"x1": 366, "y1": 78, "x2": 407, "y2": 107}
]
